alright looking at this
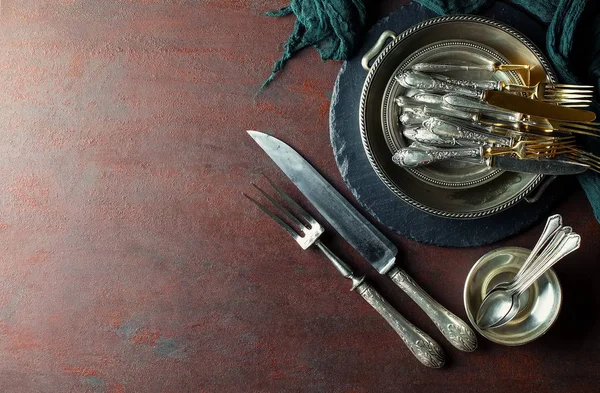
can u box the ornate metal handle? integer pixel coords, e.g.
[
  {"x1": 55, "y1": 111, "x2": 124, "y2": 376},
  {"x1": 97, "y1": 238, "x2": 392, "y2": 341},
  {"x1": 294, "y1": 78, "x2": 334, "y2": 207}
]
[
  {"x1": 388, "y1": 268, "x2": 477, "y2": 352},
  {"x1": 355, "y1": 281, "x2": 445, "y2": 368},
  {"x1": 396, "y1": 71, "x2": 481, "y2": 97},
  {"x1": 392, "y1": 145, "x2": 483, "y2": 167},
  {"x1": 396, "y1": 96, "x2": 476, "y2": 122},
  {"x1": 423, "y1": 117, "x2": 512, "y2": 146},
  {"x1": 399, "y1": 111, "x2": 428, "y2": 126},
  {"x1": 442, "y1": 94, "x2": 521, "y2": 121},
  {"x1": 412, "y1": 63, "x2": 496, "y2": 73},
  {"x1": 361, "y1": 30, "x2": 397, "y2": 71},
  {"x1": 431, "y1": 73, "x2": 501, "y2": 91},
  {"x1": 411, "y1": 92, "x2": 444, "y2": 105},
  {"x1": 403, "y1": 127, "x2": 460, "y2": 147},
  {"x1": 412, "y1": 63, "x2": 530, "y2": 73},
  {"x1": 315, "y1": 241, "x2": 445, "y2": 368},
  {"x1": 515, "y1": 233, "x2": 581, "y2": 295}
]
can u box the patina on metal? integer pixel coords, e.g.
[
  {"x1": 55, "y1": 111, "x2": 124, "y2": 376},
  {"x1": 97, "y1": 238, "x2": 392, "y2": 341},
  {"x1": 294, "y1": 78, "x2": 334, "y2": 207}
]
[{"x1": 359, "y1": 15, "x2": 559, "y2": 218}]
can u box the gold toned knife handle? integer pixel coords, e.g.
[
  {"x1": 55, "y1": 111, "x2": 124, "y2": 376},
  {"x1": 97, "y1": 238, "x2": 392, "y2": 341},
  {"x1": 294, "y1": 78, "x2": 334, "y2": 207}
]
[
  {"x1": 355, "y1": 280, "x2": 445, "y2": 368},
  {"x1": 495, "y1": 64, "x2": 530, "y2": 72},
  {"x1": 502, "y1": 84, "x2": 535, "y2": 95},
  {"x1": 388, "y1": 267, "x2": 478, "y2": 352}
]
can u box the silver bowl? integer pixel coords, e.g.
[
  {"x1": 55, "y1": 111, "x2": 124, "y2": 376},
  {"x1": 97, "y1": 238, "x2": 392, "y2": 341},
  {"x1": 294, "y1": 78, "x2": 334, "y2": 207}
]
[
  {"x1": 359, "y1": 15, "x2": 557, "y2": 219},
  {"x1": 464, "y1": 247, "x2": 562, "y2": 345}
]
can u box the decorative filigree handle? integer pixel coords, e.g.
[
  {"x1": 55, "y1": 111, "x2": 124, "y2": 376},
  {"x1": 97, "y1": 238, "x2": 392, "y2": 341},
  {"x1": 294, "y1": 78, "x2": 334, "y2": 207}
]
[
  {"x1": 411, "y1": 92, "x2": 444, "y2": 105},
  {"x1": 355, "y1": 281, "x2": 445, "y2": 368},
  {"x1": 412, "y1": 63, "x2": 495, "y2": 73},
  {"x1": 396, "y1": 71, "x2": 482, "y2": 97},
  {"x1": 442, "y1": 94, "x2": 522, "y2": 122},
  {"x1": 430, "y1": 73, "x2": 501, "y2": 91},
  {"x1": 392, "y1": 145, "x2": 483, "y2": 167},
  {"x1": 388, "y1": 268, "x2": 478, "y2": 352},
  {"x1": 423, "y1": 117, "x2": 512, "y2": 146},
  {"x1": 396, "y1": 96, "x2": 476, "y2": 122},
  {"x1": 403, "y1": 127, "x2": 460, "y2": 147}
]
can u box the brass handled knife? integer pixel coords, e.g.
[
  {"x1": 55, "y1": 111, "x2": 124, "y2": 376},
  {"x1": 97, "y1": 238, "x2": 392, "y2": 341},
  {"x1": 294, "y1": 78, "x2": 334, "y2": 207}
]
[
  {"x1": 484, "y1": 91, "x2": 596, "y2": 122},
  {"x1": 248, "y1": 130, "x2": 478, "y2": 352}
]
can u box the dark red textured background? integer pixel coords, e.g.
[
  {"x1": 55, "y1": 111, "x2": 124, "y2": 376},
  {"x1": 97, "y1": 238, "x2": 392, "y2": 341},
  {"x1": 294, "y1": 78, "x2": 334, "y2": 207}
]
[{"x1": 0, "y1": 0, "x2": 599, "y2": 392}]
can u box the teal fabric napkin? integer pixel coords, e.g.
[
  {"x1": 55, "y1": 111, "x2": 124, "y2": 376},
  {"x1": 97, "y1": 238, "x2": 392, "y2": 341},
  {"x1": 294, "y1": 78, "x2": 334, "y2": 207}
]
[{"x1": 264, "y1": 0, "x2": 600, "y2": 222}]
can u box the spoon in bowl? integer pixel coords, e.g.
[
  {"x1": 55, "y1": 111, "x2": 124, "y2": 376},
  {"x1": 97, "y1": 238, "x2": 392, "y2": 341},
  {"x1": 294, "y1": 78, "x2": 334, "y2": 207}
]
[{"x1": 476, "y1": 226, "x2": 580, "y2": 329}]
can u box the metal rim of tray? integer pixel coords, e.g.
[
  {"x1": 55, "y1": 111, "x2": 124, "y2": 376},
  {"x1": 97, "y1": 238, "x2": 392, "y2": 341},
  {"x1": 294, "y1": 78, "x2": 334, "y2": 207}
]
[{"x1": 359, "y1": 14, "x2": 557, "y2": 219}]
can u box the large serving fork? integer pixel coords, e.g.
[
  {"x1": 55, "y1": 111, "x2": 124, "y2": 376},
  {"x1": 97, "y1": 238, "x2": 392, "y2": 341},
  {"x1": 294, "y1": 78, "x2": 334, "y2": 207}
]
[{"x1": 244, "y1": 177, "x2": 445, "y2": 368}]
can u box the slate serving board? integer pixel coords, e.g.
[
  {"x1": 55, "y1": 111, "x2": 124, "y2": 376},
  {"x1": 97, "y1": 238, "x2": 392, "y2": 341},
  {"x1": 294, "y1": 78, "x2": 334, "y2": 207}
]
[{"x1": 329, "y1": 1, "x2": 566, "y2": 247}]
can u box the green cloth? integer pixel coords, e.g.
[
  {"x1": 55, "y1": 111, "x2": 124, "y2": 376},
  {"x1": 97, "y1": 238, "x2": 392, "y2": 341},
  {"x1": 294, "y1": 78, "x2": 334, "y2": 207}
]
[
  {"x1": 260, "y1": 0, "x2": 366, "y2": 90},
  {"x1": 265, "y1": 0, "x2": 600, "y2": 222},
  {"x1": 415, "y1": 0, "x2": 600, "y2": 222}
]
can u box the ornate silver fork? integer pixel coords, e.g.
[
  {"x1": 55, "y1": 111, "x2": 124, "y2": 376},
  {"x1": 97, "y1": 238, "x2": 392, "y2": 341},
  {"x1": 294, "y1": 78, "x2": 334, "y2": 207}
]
[
  {"x1": 397, "y1": 71, "x2": 594, "y2": 107},
  {"x1": 244, "y1": 177, "x2": 445, "y2": 368}
]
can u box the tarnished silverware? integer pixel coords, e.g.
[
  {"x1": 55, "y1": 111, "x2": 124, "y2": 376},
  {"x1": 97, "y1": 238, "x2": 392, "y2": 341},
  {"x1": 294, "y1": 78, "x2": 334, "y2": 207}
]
[
  {"x1": 475, "y1": 214, "x2": 562, "y2": 328},
  {"x1": 393, "y1": 138, "x2": 577, "y2": 167},
  {"x1": 422, "y1": 117, "x2": 513, "y2": 146},
  {"x1": 484, "y1": 91, "x2": 596, "y2": 122},
  {"x1": 477, "y1": 226, "x2": 581, "y2": 329},
  {"x1": 396, "y1": 71, "x2": 596, "y2": 121},
  {"x1": 412, "y1": 63, "x2": 530, "y2": 73},
  {"x1": 502, "y1": 82, "x2": 593, "y2": 107},
  {"x1": 249, "y1": 131, "x2": 478, "y2": 352},
  {"x1": 245, "y1": 177, "x2": 445, "y2": 368},
  {"x1": 408, "y1": 70, "x2": 593, "y2": 107}
]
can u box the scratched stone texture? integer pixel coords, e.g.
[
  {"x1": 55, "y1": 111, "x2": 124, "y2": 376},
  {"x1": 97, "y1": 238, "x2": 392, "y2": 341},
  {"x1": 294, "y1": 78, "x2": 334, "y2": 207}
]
[{"x1": 0, "y1": 0, "x2": 599, "y2": 392}]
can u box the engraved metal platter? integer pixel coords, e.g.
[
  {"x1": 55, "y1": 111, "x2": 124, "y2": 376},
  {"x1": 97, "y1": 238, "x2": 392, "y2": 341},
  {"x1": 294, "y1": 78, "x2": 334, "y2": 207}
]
[
  {"x1": 382, "y1": 40, "x2": 524, "y2": 189},
  {"x1": 359, "y1": 15, "x2": 556, "y2": 219}
]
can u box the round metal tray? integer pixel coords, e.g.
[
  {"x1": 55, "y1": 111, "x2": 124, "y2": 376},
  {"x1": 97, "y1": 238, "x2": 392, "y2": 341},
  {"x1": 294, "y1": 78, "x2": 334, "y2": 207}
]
[
  {"x1": 382, "y1": 40, "x2": 524, "y2": 189},
  {"x1": 359, "y1": 15, "x2": 557, "y2": 219}
]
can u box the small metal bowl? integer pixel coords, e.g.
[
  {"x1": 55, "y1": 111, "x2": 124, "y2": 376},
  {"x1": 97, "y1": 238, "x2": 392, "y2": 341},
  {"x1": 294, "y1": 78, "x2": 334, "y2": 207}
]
[{"x1": 464, "y1": 247, "x2": 562, "y2": 345}]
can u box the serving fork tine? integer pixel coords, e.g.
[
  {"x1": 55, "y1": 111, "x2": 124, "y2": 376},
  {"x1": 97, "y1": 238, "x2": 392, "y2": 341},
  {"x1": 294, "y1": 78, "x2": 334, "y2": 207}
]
[
  {"x1": 244, "y1": 176, "x2": 445, "y2": 368},
  {"x1": 247, "y1": 179, "x2": 323, "y2": 250}
]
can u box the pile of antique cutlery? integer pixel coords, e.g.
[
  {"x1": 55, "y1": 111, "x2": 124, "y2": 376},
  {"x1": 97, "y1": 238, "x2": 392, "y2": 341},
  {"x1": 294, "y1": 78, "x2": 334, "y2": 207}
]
[
  {"x1": 391, "y1": 65, "x2": 600, "y2": 175},
  {"x1": 245, "y1": 130, "x2": 478, "y2": 368},
  {"x1": 476, "y1": 214, "x2": 580, "y2": 329}
]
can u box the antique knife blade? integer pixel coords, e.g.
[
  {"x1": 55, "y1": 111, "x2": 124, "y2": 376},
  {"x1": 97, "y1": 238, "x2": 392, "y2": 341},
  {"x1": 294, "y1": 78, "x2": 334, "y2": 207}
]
[
  {"x1": 492, "y1": 156, "x2": 589, "y2": 175},
  {"x1": 247, "y1": 130, "x2": 397, "y2": 273},
  {"x1": 484, "y1": 91, "x2": 597, "y2": 122},
  {"x1": 248, "y1": 130, "x2": 478, "y2": 352}
]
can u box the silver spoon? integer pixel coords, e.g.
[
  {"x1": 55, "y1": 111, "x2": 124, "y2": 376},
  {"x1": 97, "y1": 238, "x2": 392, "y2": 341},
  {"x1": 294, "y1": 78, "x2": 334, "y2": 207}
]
[
  {"x1": 476, "y1": 226, "x2": 579, "y2": 329},
  {"x1": 489, "y1": 232, "x2": 580, "y2": 328},
  {"x1": 482, "y1": 214, "x2": 563, "y2": 298}
]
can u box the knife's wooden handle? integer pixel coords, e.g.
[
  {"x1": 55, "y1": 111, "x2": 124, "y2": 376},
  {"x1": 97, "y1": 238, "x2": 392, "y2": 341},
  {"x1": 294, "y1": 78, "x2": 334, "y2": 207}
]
[
  {"x1": 354, "y1": 280, "x2": 445, "y2": 368},
  {"x1": 388, "y1": 267, "x2": 477, "y2": 352}
]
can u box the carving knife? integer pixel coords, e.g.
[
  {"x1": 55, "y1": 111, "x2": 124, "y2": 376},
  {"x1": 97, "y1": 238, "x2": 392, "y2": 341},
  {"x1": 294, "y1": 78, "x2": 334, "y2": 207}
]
[{"x1": 248, "y1": 130, "x2": 478, "y2": 352}]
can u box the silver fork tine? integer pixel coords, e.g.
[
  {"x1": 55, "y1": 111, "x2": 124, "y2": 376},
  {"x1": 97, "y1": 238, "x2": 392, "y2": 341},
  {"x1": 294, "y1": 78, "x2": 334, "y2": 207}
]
[
  {"x1": 263, "y1": 175, "x2": 318, "y2": 228},
  {"x1": 244, "y1": 179, "x2": 448, "y2": 367},
  {"x1": 243, "y1": 192, "x2": 301, "y2": 242},
  {"x1": 251, "y1": 183, "x2": 306, "y2": 231}
]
